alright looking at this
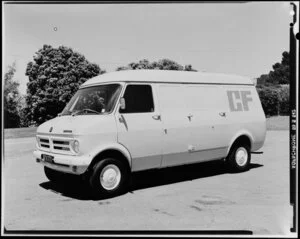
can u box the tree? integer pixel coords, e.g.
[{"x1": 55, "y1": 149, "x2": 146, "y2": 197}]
[
  {"x1": 4, "y1": 62, "x2": 22, "y2": 128},
  {"x1": 24, "y1": 45, "x2": 105, "y2": 126},
  {"x1": 256, "y1": 51, "x2": 290, "y2": 117},
  {"x1": 278, "y1": 85, "x2": 289, "y2": 115},
  {"x1": 256, "y1": 74, "x2": 269, "y2": 86},
  {"x1": 116, "y1": 59, "x2": 197, "y2": 72},
  {"x1": 257, "y1": 51, "x2": 290, "y2": 86},
  {"x1": 256, "y1": 86, "x2": 280, "y2": 116}
]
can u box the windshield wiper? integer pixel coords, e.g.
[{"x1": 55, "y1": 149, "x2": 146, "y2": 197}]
[{"x1": 71, "y1": 108, "x2": 101, "y2": 116}]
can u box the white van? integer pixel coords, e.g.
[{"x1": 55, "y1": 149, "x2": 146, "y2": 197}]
[{"x1": 34, "y1": 70, "x2": 266, "y2": 197}]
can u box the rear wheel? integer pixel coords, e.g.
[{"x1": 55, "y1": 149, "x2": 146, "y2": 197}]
[
  {"x1": 89, "y1": 158, "x2": 129, "y2": 198},
  {"x1": 226, "y1": 144, "x2": 251, "y2": 172}
]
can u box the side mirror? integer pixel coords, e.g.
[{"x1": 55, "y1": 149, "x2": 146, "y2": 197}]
[{"x1": 120, "y1": 97, "x2": 126, "y2": 110}]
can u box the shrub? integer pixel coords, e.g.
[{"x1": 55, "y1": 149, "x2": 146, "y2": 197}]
[
  {"x1": 278, "y1": 85, "x2": 289, "y2": 116},
  {"x1": 256, "y1": 86, "x2": 280, "y2": 117},
  {"x1": 256, "y1": 85, "x2": 290, "y2": 117}
]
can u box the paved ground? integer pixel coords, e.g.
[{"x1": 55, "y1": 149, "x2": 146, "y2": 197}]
[{"x1": 3, "y1": 130, "x2": 294, "y2": 236}]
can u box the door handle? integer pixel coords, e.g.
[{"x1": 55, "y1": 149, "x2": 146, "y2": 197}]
[
  {"x1": 219, "y1": 112, "x2": 226, "y2": 117},
  {"x1": 152, "y1": 114, "x2": 161, "y2": 120},
  {"x1": 119, "y1": 115, "x2": 124, "y2": 123},
  {"x1": 187, "y1": 114, "x2": 193, "y2": 120},
  {"x1": 118, "y1": 115, "x2": 128, "y2": 130}
]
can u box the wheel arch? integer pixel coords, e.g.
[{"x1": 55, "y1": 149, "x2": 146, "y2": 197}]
[
  {"x1": 226, "y1": 132, "x2": 253, "y2": 156},
  {"x1": 87, "y1": 146, "x2": 132, "y2": 173}
]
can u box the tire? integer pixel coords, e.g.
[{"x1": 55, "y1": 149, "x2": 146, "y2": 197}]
[
  {"x1": 89, "y1": 158, "x2": 129, "y2": 198},
  {"x1": 226, "y1": 144, "x2": 251, "y2": 172},
  {"x1": 44, "y1": 166, "x2": 65, "y2": 183}
]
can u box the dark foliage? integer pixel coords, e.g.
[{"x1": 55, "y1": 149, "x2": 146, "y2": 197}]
[
  {"x1": 256, "y1": 86, "x2": 280, "y2": 116},
  {"x1": 23, "y1": 45, "x2": 105, "y2": 126},
  {"x1": 257, "y1": 51, "x2": 289, "y2": 86},
  {"x1": 4, "y1": 63, "x2": 21, "y2": 128},
  {"x1": 116, "y1": 59, "x2": 197, "y2": 72},
  {"x1": 256, "y1": 85, "x2": 289, "y2": 116},
  {"x1": 256, "y1": 51, "x2": 290, "y2": 116}
]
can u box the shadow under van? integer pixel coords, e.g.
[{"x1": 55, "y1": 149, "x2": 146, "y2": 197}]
[{"x1": 39, "y1": 160, "x2": 263, "y2": 201}]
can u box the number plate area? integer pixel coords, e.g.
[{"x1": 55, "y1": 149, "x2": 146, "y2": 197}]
[{"x1": 41, "y1": 154, "x2": 54, "y2": 164}]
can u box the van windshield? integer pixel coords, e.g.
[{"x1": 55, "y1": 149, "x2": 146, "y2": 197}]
[{"x1": 61, "y1": 84, "x2": 122, "y2": 116}]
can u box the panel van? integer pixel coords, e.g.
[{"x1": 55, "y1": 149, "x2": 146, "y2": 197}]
[{"x1": 34, "y1": 70, "x2": 266, "y2": 197}]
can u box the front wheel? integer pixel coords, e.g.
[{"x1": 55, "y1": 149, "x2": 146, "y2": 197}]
[
  {"x1": 226, "y1": 144, "x2": 251, "y2": 172},
  {"x1": 89, "y1": 158, "x2": 129, "y2": 198}
]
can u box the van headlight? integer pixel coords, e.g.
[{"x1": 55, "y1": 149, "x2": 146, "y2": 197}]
[
  {"x1": 36, "y1": 136, "x2": 40, "y2": 148},
  {"x1": 70, "y1": 140, "x2": 80, "y2": 153},
  {"x1": 35, "y1": 136, "x2": 40, "y2": 148}
]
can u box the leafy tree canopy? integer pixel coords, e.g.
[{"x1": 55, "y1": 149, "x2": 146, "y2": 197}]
[
  {"x1": 257, "y1": 51, "x2": 290, "y2": 85},
  {"x1": 116, "y1": 59, "x2": 197, "y2": 72},
  {"x1": 4, "y1": 62, "x2": 22, "y2": 128},
  {"x1": 24, "y1": 45, "x2": 105, "y2": 125}
]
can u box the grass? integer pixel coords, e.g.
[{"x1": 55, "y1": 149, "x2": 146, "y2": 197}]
[
  {"x1": 4, "y1": 127, "x2": 37, "y2": 139},
  {"x1": 3, "y1": 116, "x2": 289, "y2": 139},
  {"x1": 266, "y1": 116, "x2": 289, "y2": 131}
]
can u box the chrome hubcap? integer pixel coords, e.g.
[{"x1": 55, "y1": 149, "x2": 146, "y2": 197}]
[
  {"x1": 100, "y1": 164, "x2": 121, "y2": 190},
  {"x1": 235, "y1": 147, "x2": 248, "y2": 166}
]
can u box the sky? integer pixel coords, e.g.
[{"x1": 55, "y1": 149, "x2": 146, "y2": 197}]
[{"x1": 3, "y1": 2, "x2": 292, "y2": 94}]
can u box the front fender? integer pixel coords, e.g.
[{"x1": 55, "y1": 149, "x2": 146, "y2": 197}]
[{"x1": 87, "y1": 142, "x2": 132, "y2": 168}]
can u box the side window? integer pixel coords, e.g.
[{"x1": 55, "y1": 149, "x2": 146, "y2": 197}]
[{"x1": 120, "y1": 84, "x2": 154, "y2": 113}]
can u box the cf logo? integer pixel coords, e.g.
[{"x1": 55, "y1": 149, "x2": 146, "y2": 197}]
[{"x1": 227, "y1": 90, "x2": 253, "y2": 112}]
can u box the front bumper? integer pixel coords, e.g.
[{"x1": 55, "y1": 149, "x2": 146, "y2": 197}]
[{"x1": 33, "y1": 150, "x2": 89, "y2": 175}]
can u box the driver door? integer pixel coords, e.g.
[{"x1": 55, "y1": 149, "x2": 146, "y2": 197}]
[{"x1": 115, "y1": 84, "x2": 163, "y2": 172}]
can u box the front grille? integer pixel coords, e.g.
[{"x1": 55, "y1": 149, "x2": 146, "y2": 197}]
[
  {"x1": 53, "y1": 140, "x2": 69, "y2": 145},
  {"x1": 40, "y1": 139, "x2": 49, "y2": 143},
  {"x1": 52, "y1": 140, "x2": 71, "y2": 152},
  {"x1": 53, "y1": 146, "x2": 69, "y2": 151},
  {"x1": 41, "y1": 144, "x2": 50, "y2": 148},
  {"x1": 39, "y1": 138, "x2": 50, "y2": 149},
  {"x1": 37, "y1": 136, "x2": 73, "y2": 154}
]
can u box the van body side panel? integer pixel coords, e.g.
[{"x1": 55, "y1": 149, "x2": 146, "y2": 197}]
[
  {"x1": 115, "y1": 78, "x2": 265, "y2": 171},
  {"x1": 131, "y1": 155, "x2": 162, "y2": 172},
  {"x1": 224, "y1": 85, "x2": 266, "y2": 152},
  {"x1": 116, "y1": 112, "x2": 163, "y2": 172},
  {"x1": 183, "y1": 85, "x2": 230, "y2": 163},
  {"x1": 157, "y1": 84, "x2": 191, "y2": 167}
]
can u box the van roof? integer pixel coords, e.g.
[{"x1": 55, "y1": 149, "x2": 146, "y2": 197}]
[{"x1": 81, "y1": 70, "x2": 253, "y2": 87}]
